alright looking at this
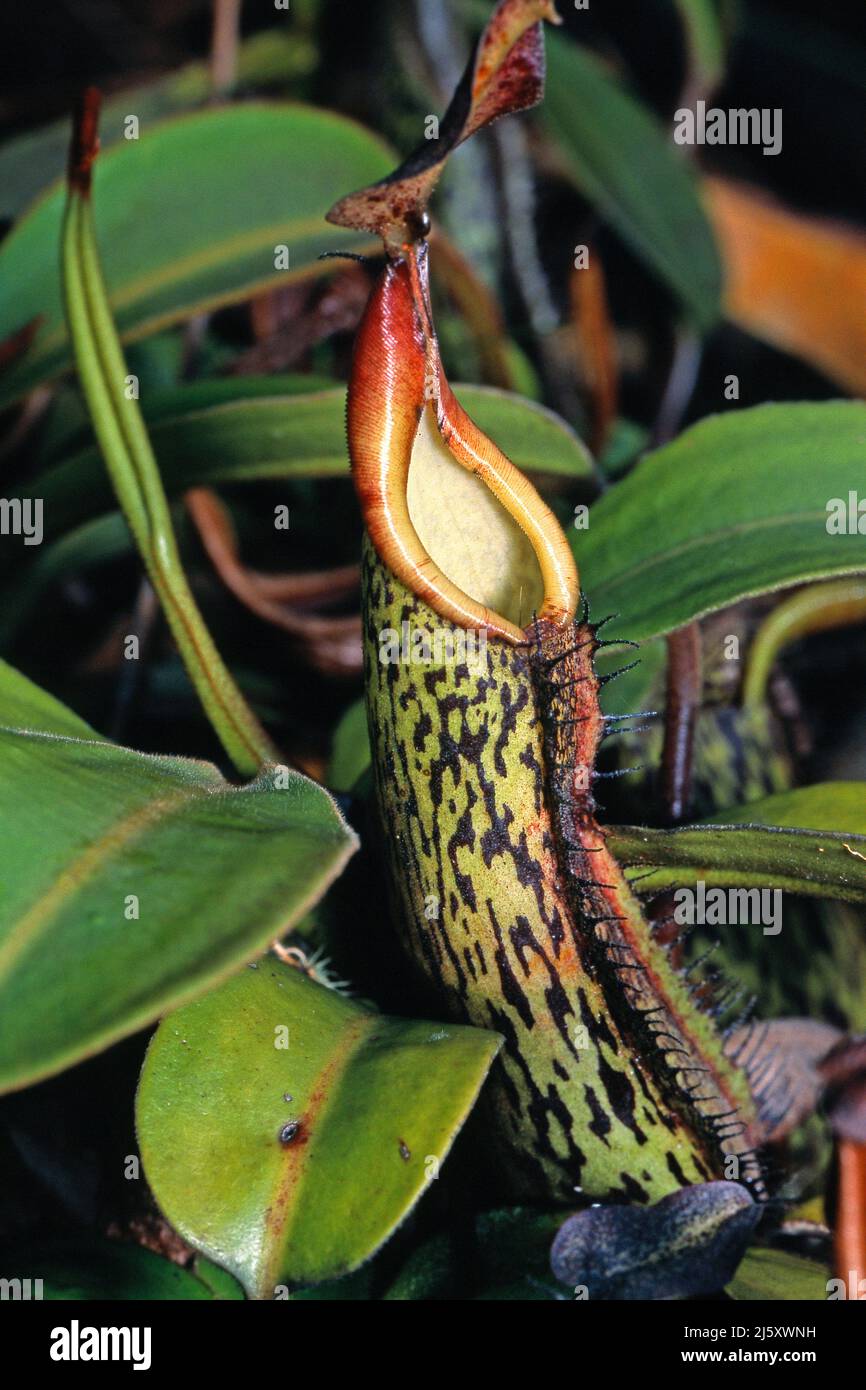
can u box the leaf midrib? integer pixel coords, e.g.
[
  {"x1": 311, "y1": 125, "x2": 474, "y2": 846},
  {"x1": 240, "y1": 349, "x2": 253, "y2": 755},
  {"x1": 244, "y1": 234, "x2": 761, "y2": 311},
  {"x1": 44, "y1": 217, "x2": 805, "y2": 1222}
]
[
  {"x1": 0, "y1": 780, "x2": 208, "y2": 981},
  {"x1": 257, "y1": 1009, "x2": 375, "y2": 1296}
]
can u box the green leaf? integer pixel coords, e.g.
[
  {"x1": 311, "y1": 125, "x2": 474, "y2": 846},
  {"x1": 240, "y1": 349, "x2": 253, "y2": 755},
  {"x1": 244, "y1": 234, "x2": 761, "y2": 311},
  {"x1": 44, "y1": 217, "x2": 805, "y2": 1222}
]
[
  {"x1": 383, "y1": 1209, "x2": 567, "y2": 1301},
  {"x1": 0, "y1": 658, "x2": 98, "y2": 740},
  {"x1": 611, "y1": 783, "x2": 866, "y2": 904},
  {"x1": 543, "y1": 32, "x2": 722, "y2": 331},
  {"x1": 598, "y1": 417, "x2": 650, "y2": 480},
  {"x1": 674, "y1": 0, "x2": 727, "y2": 97},
  {"x1": 0, "y1": 31, "x2": 315, "y2": 221},
  {"x1": 727, "y1": 1247, "x2": 830, "y2": 1301},
  {"x1": 136, "y1": 957, "x2": 502, "y2": 1297},
  {"x1": 579, "y1": 402, "x2": 866, "y2": 641},
  {"x1": 0, "y1": 103, "x2": 393, "y2": 408},
  {"x1": 39, "y1": 372, "x2": 334, "y2": 469},
  {"x1": 33, "y1": 381, "x2": 593, "y2": 542},
  {"x1": 190, "y1": 1256, "x2": 247, "y2": 1301},
  {"x1": 712, "y1": 783, "x2": 866, "y2": 835},
  {"x1": 0, "y1": 1240, "x2": 244, "y2": 1300},
  {"x1": 328, "y1": 700, "x2": 370, "y2": 794},
  {"x1": 0, "y1": 666, "x2": 357, "y2": 1094}
]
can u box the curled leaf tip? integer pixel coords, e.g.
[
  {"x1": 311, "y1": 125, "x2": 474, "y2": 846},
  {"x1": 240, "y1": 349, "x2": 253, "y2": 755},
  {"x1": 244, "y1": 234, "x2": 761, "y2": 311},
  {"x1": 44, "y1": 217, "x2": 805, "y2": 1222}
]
[
  {"x1": 326, "y1": 0, "x2": 559, "y2": 247},
  {"x1": 68, "y1": 86, "x2": 102, "y2": 195}
]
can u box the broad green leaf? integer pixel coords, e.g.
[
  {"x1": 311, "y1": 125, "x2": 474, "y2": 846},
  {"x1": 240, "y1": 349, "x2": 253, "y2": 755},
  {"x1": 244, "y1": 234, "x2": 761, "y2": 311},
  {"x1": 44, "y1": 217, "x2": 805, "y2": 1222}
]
[
  {"x1": 727, "y1": 1247, "x2": 830, "y2": 1301},
  {"x1": 136, "y1": 958, "x2": 502, "y2": 1296},
  {"x1": 38, "y1": 372, "x2": 334, "y2": 469},
  {"x1": 0, "y1": 31, "x2": 315, "y2": 221},
  {"x1": 543, "y1": 33, "x2": 722, "y2": 331},
  {"x1": 33, "y1": 382, "x2": 593, "y2": 541},
  {"x1": 0, "y1": 1241, "x2": 244, "y2": 1300},
  {"x1": 715, "y1": 782, "x2": 866, "y2": 834},
  {"x1": 579, "y1": 402, "x2": 866, "y2": 641},
  {"x1": 611, "y1": 783, "x2": 866, "y2": 903},
  {"x1": 0, "y1": 669, "x2": 357, "y2": 1093},
  {"x1": 0, "y1": 104, "x2": 393, "y2": 408}
]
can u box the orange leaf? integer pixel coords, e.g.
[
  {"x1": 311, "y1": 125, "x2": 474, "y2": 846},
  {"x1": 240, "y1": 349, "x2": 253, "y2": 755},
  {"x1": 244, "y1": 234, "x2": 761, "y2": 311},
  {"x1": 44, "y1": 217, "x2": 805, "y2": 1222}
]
[{"x1": 707, "y1": 176, "x2": 866, "y2": 397}]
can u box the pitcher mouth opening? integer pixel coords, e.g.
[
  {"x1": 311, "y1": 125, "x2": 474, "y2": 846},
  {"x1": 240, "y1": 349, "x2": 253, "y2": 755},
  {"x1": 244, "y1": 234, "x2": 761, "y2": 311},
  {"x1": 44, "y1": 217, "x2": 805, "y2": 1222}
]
[{"x1": 347, "y1": 244, "x2": 579, "y2": 646}]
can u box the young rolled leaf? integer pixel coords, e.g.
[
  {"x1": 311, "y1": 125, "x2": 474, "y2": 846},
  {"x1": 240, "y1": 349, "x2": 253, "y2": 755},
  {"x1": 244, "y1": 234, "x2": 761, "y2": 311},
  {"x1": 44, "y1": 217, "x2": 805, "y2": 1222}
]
[
  {"x1": 61, "y1": 90, "x2": 275, "y2": 776},
  {"x1": 742, "y1": 577, "x2": 866, "y2": 708},
  {"x1": 0, "y1": 663, "x2": 356, "y2": 1094},
  {"x1": 136, "y1": 957, "x2": 503, "y2": 1296}
]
